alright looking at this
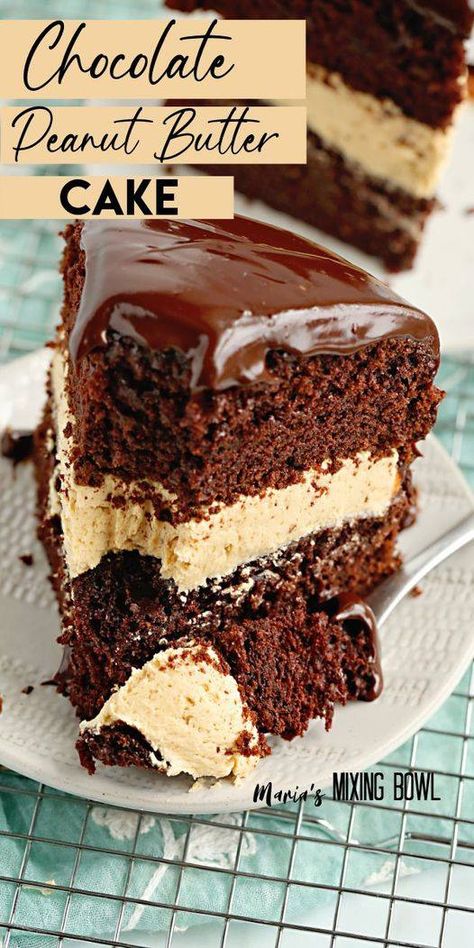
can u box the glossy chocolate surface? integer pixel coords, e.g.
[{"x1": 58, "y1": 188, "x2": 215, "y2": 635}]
[
  {"x1": 329, "y1": 592, "x2": 383, "y2": 701},
  {"x1": 70, "y1": 217, "x2": 439, "y2": 391}
]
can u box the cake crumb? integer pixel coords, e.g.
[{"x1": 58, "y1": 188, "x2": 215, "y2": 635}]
[
  {"x1": 410, "y1": 585, "x2": 423, "y2": 598},
  {"x1": 1, "y1": 428, "x2": 34, "y2": 465},
  {"x1": 190, "y1": 776, "x2": 220, "y2": 792},
  {"x1": 23, "y1": 880, "x2": 56, "y2": 896},
  {"x1": 22, "y1": 685, "x2": 34, "y2": 695},
  {"x1": 19, "y1": 553, "x2": 34, "y2": 567}
]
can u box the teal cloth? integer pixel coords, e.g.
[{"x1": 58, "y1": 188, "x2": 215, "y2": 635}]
[{"x1": 1, "y1": 673, "x2": 473, "y2": 943}]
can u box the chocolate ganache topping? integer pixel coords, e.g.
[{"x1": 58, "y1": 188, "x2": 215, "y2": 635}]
[
  {"x1": 69, "y1": 217, "x2": 439, "y2": 391},
  {"x1": 327, "y1": 593, "x2": 383, "y2": 702}
]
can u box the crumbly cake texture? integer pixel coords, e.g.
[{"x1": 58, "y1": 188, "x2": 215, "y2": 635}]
[
  {"x1": 35, "y1": 217, "x2": 442, "y2": 780},
  {"x1": 168, "y1": 0, "x2": 472, "y2": 127},
  {"x1": 36, "y1": 404, "x2": 389, "y2": 775},
  {"x1": 61, "y1": 221, "x2": 440, "y2": 514},
  {"x1": 166, "y1": 0, "x2": 473, "y2": 270},
  {"x1": 188, "y1": 137, "x2": 436, "y2": 273},
  {"x1": 36, "y1": 409, "x2": 402, "y2": 722}
]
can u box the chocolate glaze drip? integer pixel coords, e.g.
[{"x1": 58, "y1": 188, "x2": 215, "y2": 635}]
[
  {"x1": 1, "y1": 428, "x2": 34, "y2": 465},
  {"x1": 326, "y1": 592, "x2": 383, "y2": 702},
  {"x1": 54, "y1": 645, "x2": 72, "y2": 695},
  {"x1": 70, "y1": 217, "x2": 439, "y2": 392}
]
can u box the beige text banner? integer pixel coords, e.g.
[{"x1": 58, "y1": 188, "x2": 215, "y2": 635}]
[
  {"x1": 0, "y1": 175, "x2": 234, "y2": 219},
  {"x1": 0, "y1": 19, "x2": 306, "y2": 100},
  {"x1": 1, "y1": 105, "x2": 307, "y2": 165}
]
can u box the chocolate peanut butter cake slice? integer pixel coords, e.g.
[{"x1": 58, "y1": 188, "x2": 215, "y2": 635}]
[
  {"x1": 35, "y1": 217, "x2": 442, "y2": 780},
  {"x1": 167, "y1": 0, "x2": 473, "y2": 270}
]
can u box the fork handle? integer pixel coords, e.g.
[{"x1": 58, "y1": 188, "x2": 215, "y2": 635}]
[{"x1": 368, "y1": 511, "x2": 474, "y2": 628}]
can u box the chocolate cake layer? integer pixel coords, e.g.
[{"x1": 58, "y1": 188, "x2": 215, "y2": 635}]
[
  {"x1": 36, "y1": 408, "x2": 404, "y2": 738},
  {"x1": 61, "y1": 332, "x2": 439, "y2": 513},
  {"x1": 167, "y1": 0, "x2": 473, "y2": 128},
  {"x1": 76, "y1": 592, "x2": 378, "y2": 776},
  {"x1": 67, "y1": 548, "x2": 389, "y2": 731},
  {"x1": 168, "y1": 2, "x2": 471, "y2": 270},
  {"x1": 300, "y1": 66, "x2": 454, "y2": 201},
  {"x1": 60, "y1": 220, "x2": 441, "y2": 513},
  {"x1": 51, "y1": 351, "x2": 402, "y2": 585},
  {"x1": 199, "y1": 132, "x2": 438, "y2": 273}
]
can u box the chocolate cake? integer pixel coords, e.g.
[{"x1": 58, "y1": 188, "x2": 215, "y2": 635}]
[
  {"x1": 35, "y1": 216, "x2": 442, "y2": 781},
  {"x1": 166, "y1": 0, "x2": 474, "y2": 270}
]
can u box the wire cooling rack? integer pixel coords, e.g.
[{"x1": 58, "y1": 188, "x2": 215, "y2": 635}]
[{"x1": 0, "y1": 221, "x2": 473, "y2": 948}]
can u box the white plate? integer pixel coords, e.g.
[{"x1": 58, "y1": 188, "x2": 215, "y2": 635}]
[{"x1": 0, "y1": 350, "x2": 473, "y2": 814}]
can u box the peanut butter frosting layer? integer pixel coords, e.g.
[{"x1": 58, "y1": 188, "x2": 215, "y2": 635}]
[{"x1": 50, "y1": 352, "x2": 401, "y2": 590}]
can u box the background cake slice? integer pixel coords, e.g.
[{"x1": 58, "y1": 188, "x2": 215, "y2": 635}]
[
  {"x1": 35, "y1": 216, "x2": 442, "y2": 780},
  {"x1": 167, "y1": 0, "x2": 473, "y2": 270}
]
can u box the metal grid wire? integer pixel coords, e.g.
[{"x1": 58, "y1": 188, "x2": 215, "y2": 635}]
[{"x1": 0, "y1": 220, "x2": 473, "y2": 948}]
